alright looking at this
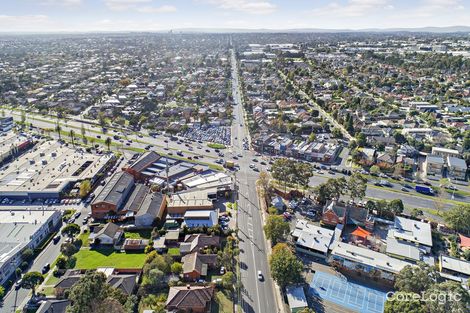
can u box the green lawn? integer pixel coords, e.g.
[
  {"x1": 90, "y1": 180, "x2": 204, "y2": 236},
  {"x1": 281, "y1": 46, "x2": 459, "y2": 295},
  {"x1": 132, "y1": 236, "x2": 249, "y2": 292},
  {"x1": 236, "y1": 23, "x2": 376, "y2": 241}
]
[
  {"x1": 207, "y1": 143, "x2": 226, "y2": 149},
  {"x1": 212, "y1": 290, "x2": 233, "y2": 313},
  {"x1": 168, "y1": 247, "x2": 180, "y2": 256},
  {"x1": 125, "y1": 230, "x2": 152, "y2": 239},
  {"x1": 77, "y1": 232, "x2": 90, "y2": 247},
  {"x1": 74, "y1": 248, "x2": 146, "y2": 269}
]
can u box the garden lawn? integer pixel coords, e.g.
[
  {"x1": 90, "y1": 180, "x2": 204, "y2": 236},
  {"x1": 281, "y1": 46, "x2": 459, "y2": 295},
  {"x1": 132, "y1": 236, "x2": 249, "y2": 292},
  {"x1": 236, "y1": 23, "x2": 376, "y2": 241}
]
[
  {"x1": 74, "y1": 248, "x2": 146, "y2": 269},
  {"x1": 211, "y1": 290, "x2": 233, "y2": 313},
  {"x1": 168, "y1": 247, "x2": 180, "y2": 256}
]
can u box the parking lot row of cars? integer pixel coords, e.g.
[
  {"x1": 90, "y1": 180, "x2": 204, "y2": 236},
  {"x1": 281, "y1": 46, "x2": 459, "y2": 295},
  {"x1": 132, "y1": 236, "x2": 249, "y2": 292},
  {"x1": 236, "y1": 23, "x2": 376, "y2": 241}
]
[{"x1": 180, "y1": 125, "x2": 231, "y2": 146}]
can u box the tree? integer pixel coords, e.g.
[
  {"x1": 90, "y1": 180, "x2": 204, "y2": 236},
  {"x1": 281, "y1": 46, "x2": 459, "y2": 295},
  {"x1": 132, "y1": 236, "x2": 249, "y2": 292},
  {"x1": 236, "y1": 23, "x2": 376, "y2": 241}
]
[
  {"x1": 21, "y1": 248, "x2": 34, "y2": 262},
  {"x1": 387, "y1": 199, "x2": 404, "y2": 215},
  {"x1": 55, "y1": 123, "x2": 62, "y2": 141},
  {"x1": 332, "y1": 128, "x2": 343, "y2": 138},
  {"x1": 370, "y1": 165, "x2": 380, "y2": 174},
  {"x1": 66, "y1": 271, "x2": 127, "y2": 313},
  {"x1": 60, "y1": 242, "x2": 78, "y2": 259},
  {"x1": 384, "y1": 292, "x2": 426, "y2": 313},
  {"x1": 355, "y1": 132, "x2": 366, "y2": 147},
  {"x1": 79, "y1": 180, "x2": 92, "y2": 198},
  {"x1": 221, "y1": 271, "x2": 235, "y2": 290},
  {"x1": 269, "y1": 243, "x2": 303, "y2": 288},
  {"x1": 62, "y1": 223, "x2": 81, "y2": 242},
  {"x1": 21, "y1": 110, "x2": 26, "y2": 127},
  {"x1": 105, "y1": 137, "x2": 112, "y2": 151},
  {"x1": 444, "y1": 204, "x2": 470, "y2": 235},
  {"x1": 21, "y1": 271, "x2": 44, "y2": 297},
  {"x1": 56, "y1": 255, "x2": 68, "y2": 269},
  {"x1": 348, "y1": 173, "x2": 367, "y2": 201},
  {"x1": 308, "y1": 132, "x2": 316, "y2": 143},
  {"x1": 424, "y1": 281, "x2": 470, "y2": 313},
  {"x1": 264, "y1": 215, "x2": 290, "y2": 246},
  {"x1": 0, "y1": 286, "x2": 4, "y2": 299},
  {"x1": 81, "y1": 123, "x2": 87, "y2": 144},
  {"x1": 258, "y1": 171, "x2": 270, "y2": 193},
  {"x1": 395, "y1": 262, "x2": 438, "y2": 294},
  {"x1": 143, "y1": 269, "x2": 166, "y2": 290},
  {"x1": 170, "y1": 262, "x2": 183, "y2": 274},
  {"x1": 69, "y1": 129, "x2": 76, "y2": 147}
]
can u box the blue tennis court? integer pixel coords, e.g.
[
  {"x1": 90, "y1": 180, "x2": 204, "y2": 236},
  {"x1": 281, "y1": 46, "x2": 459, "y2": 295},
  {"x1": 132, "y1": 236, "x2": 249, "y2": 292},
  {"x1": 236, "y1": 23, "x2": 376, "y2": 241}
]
[{"x1": 309, "y1": 271, "x2": 387, "y2": 313}]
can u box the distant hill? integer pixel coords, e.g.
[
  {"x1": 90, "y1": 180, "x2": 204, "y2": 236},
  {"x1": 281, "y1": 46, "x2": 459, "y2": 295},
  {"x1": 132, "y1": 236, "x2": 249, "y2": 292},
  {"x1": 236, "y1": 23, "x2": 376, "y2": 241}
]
[{"x1": 170, "y1": 26, "x2": 470, "y2": 34}]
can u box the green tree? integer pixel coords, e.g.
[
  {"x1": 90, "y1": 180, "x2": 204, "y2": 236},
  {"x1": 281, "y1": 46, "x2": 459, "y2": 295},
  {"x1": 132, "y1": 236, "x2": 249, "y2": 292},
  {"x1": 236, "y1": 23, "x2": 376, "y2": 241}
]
[
  {"x1": 308, "y1": 132, "x2": 316, "y2": 143},
  {"x1": 81, "y1": 123, "x2": 87, "y2": 144},
  {"x1": 0, "y1": 286, "x2": 4, "y2": 299},
  {"x1": 264, "y1": 215, "x2": 290, "y2": 246},
  {"x1": 60, "y1": 242, "x2": 78, "y2": 259},
  {"x1": 21, "y1": 271, "x2": 44, "y2": 297},
  {"x1": 79, "y1": 180, "x2": 92, "y2": 198},
  {"x1": 444, "y1": 204, "x2": 470, "y2": 235},
  {"x1": 424, "y1": 281, "x2": 470, "y2": 313},
  {"x1": 384, "y1": 292, "x2": 426, "y2": 313},
  {"x1": 21, "y1": 110, "x2": 26, "y2": 127},
  {"x1": 66, "y1": 271, "x2": 127, "y2": 313},
  {"x1": 62, "y1": 223, "x2": 81, "y2": 242},
  {"x1": 395, "y1": 262, "x2": 438, "y2": 294},
  {"x1": 55, "y1": 123, "x2": 62, "y2": 141},
  {"x1": 370, "y1": 165, "x2": 381, "y2": 174},
  {"x1": 387, "y1": 199, "x2": 404, "y2": 215},
  {"x1": 21, "y1": 248, "x2": 34, "y2": 262},
  {"x1": 69, "y1": 129, "x2": 76, "y2": 147},
  {"x1": 170, "y1": 262, "x2": 183, "y2": 274},
  {"x1": 269, "y1": 243, "x2": 303, "y2": 288},
  {"x1": 221, "y1": 271, "x2": 235, "y2": 290},
  {"x1": 142, "y1": 269, "x2": 166, "y2": 290},
  {"x1": 348, "y1": 173, "x2": 367, "y2": 201},
  {"x1": 355, "y1": 132, "x2": 367, "y2": 147},
  {"x1": 105, "y1": 137, "x2": 112, "y2": 151}
]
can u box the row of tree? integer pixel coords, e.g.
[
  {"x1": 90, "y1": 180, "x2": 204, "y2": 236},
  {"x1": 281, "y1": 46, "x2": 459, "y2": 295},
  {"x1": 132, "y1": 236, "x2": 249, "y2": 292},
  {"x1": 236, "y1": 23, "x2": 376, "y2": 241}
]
[
  {"x1": 313, "y1": 173, "x2": 368, "y2": 204},
  {"x1": 271, "y1": 158, "x2": 314, "y2": 191}
]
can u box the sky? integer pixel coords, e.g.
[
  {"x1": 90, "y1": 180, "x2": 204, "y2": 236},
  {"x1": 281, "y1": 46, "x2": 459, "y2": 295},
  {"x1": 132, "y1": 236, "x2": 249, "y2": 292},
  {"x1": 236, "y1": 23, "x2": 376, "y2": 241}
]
[{"x1": 0, "y1": 0, "x2": 469, "y2": 32}]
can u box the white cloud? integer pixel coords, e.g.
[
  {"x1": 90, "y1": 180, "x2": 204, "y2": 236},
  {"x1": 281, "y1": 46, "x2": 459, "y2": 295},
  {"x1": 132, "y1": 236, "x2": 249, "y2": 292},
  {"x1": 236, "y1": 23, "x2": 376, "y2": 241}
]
[
  {"x1": 202, "y1": 0, "x2": 277, "y2": 15},
  {"x1": 312, "y1": 0, "x2": 391, "y2": 17},
  {"x1": 136, "y1": 5, "x2": 177, "y2": 13},
  {"x1": 41, "y1": 0, "x2": 82, "y2": 5},
  {"x1": 0, "y1": 15, "x2": 54, "y2": 32},
  {"x1": 103, "y1": 0, "x2": 152, "y2": 11}
]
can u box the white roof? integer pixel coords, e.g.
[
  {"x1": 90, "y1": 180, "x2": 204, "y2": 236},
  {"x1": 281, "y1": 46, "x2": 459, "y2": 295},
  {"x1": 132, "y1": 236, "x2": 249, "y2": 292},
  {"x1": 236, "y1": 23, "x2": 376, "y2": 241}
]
[
  {"x1": 183, "y1": 210, "x2": 214, "y2": 218},
  {"x1": 386, "y1": 237, "x2": 421, "y2": 261},
  {"x1": 285, "y1": 285, "x2": 308, "y2": 310},
  {"x1": 389, "y1": 216, "x2": 433, "y2": 247},
  {"x1": 293, "y1": 220, "x2": 335, "y2": 253},
  {"x1": 440, "y1": 255, "x2": 470, "y2": 276},
  {"x1": 331, "y1": 242, "x2": 412, "y2": 274}
]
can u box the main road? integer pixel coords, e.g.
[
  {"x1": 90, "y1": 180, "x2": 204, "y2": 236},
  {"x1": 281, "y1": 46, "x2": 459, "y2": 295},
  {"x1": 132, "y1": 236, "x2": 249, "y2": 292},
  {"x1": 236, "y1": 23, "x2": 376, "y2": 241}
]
[{"x1": 230, "y1": 49, "x2": 278, "y2": 313}]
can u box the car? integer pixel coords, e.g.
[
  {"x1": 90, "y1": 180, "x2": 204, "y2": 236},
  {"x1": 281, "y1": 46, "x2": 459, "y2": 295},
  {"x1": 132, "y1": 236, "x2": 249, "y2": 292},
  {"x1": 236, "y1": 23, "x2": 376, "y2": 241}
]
[
  {"x1": 257, "y1": 271, "x2": 263, "y2": 281},
  {"x1": 220, "y1": 266, "x2": 225, "y2": 275},
  {"x1": 252, "y1": 158, "x2": 258, "y2": 162},
  {"x1": 68, "y1": 218, "x2": 75, "y2": 224},
  {"x1": 260, "y1": 161, "x2": 266, "y2": 165},
  {"x1": 249, "y1": 164, "x2": 255, "y2": 169},
  {"x1": 101, "y1": 180, "x2": 106, "y2": 186},
  {"x1": 53, "y1": 235, "x2": 61, "y2": 244},
  {"x1": 42, "y1": 263, "x2": 50, "y2": 274},
  {"x1": 74, "y1": 212, "x2": 81, "y2": 218},
  {"x1": 15, "y1": 280, "x2": 22, "y2": 290},
  {"x1": 83, "y1": 217, "x2": 89, "y2": 224},
  {"x1": 403, "y1": 184, "x2": 413, "y2": 189},
  {"x1": 401, "y1": 187, "x2": 409, "y2": 192}
]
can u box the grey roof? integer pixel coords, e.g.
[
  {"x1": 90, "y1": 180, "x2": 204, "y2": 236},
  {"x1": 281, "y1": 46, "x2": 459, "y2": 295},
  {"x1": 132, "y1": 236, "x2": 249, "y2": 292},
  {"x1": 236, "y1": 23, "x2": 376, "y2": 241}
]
[
  {"x1": 93, "y1": 171, "x2": 134, "y2": 206},
  {"x1": 129, "y1": 151, "x2": 160, "y2": 173},
  {"x1": 285, "y1": 286, "x2": 308, "y2": 311},
  {"x1": 36, "y1": 299, "x2": 70, "y2": 313},
  {"x1": 426, "y1": 154, "x2": 444, "y2": 165},
  {"x1": 447, "y1": 156, "x2": 467, "y2": 169},
  {"x1": 123, "y1": 184, "x2": 149, "y2": 213},
  {"x1": 96, "y1": 222, "x2": 121, "y2": 239},
  {"x1": 136, "y1": 192, "x2": 165, "y2": 217},
  {"x1": 390, "y1": 216, "x2": 433, "y2": 247},
  {"x1": 386, "y1": 236, "x2": 421, "y2": 261},
  {"x1": 440, "y1": 255, "x2": 470, "y2": 276}
]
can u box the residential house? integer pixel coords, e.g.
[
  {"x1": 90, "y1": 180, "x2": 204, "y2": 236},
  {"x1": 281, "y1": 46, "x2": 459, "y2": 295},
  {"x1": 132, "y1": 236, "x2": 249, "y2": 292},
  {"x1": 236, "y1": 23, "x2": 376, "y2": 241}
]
[
  {"x1": 123, "y1": 239, "x2": 149, "y2": 251},
  {"x1": 36, "y1": 300, "x2": 70, "y2": 313},
  {"x1": 447, "y1": 156, "x2": 467, "y2": 181},
  {"x1": 89, "y1": 223, "x2": 123, "y2": 246},
  {"x1": 424, "y1": 154, "x2": 445, "y2": 179},
  {"x1": 181, "y1": 252, "x2": 217, "y2": 281},
  {"x1": 184, "y1": 210, "x2": 218, "y2": 228},
  {"x1": 321, "y1": 201, "x2": 347, "y2": 227},
  {"x1": 439, "y1": 255, "x2": 470, "y2": 285},
  {"x1": 180, "y1": 234, "x2": 221, "y2": 255},
  {"x1": 285, "y1": 286, "x2": 308, "y2": 313},
  {"x1": 166, "y1": 285, "x2": 214, "y2": 313}
]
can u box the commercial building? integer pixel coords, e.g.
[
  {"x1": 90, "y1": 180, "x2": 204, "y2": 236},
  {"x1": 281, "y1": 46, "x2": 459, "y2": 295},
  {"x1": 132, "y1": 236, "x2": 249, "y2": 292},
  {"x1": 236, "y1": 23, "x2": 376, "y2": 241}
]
[
  {"x1": 183, "y1": 210, "x2": 218, "y2": 228},
  {"x1": 0, "y1": 117, "x2": 14, "y2": 133},
  {"x1": 0, "y1": 141, "x2": 112, "y2": 199},
  {"x1": 329, "y1": 242, "x2": 413, "y2": 283},
  {"x1": 0, "y1": 209, "x2": 61, "y2": 285},
  {"x1": 0, "y1": 132, "x2": 32, "y2": 164},
  {"x1": 91, "y1": 171, "x2": 134, "y2": 218},
  {"x1": 166, "y1": 189, "x2": 214, "y2": 218},
  {"x1": 292, "y1": 219, "x2": 342, "y2": 259},
  {"x1": 388, "y1": 216, "x2": 433, "y2": 252}
]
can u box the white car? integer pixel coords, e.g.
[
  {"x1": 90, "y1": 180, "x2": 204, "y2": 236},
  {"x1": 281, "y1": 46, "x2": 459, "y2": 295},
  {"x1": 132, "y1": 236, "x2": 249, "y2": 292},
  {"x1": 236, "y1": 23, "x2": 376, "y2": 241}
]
[{"x1": 257, "y1": 270, "x2": 263, "y2": 281}]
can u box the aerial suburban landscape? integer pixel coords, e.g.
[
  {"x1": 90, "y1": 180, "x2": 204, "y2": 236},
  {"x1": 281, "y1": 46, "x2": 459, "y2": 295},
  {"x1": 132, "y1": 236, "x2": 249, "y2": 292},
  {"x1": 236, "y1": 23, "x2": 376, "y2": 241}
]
[{"x1": 0, "y1": 1, "x2": 469, "y2": 313}]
